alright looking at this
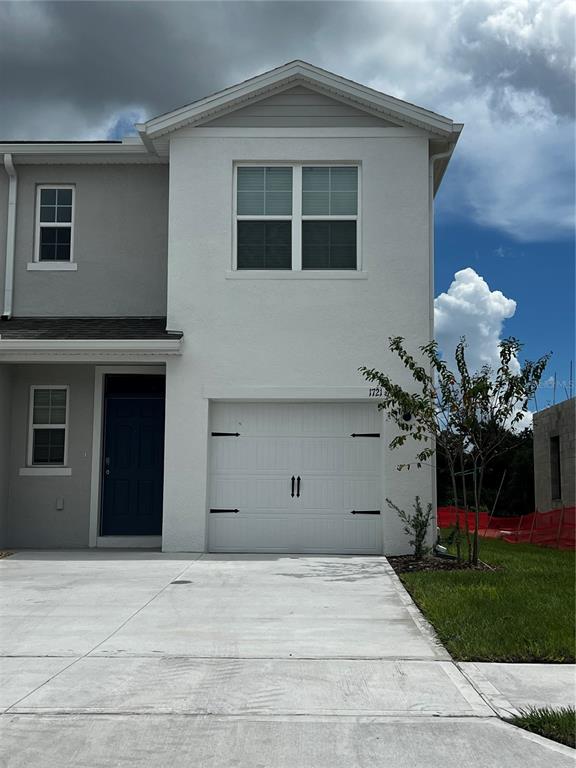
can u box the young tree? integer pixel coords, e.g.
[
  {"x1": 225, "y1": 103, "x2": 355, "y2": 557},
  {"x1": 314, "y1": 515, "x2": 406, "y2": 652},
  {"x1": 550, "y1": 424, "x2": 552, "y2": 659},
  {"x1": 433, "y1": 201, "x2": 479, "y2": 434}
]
[{"x1": 360, "y1": 336, "x2": 549, "y2": 565}]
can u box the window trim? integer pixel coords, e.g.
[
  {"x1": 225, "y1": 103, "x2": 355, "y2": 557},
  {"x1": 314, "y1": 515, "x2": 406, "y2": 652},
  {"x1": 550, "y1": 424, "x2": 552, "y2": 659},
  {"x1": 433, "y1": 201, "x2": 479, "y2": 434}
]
[
  {"x1": 34, "y1": 184, "x2": 75, "y2": 264},
  {"x1": 232, "y1": 162, "x2": 361, "y2": 272},
  {"x1": 27, "y1": 385, "x2": 70, "y2": 467}
]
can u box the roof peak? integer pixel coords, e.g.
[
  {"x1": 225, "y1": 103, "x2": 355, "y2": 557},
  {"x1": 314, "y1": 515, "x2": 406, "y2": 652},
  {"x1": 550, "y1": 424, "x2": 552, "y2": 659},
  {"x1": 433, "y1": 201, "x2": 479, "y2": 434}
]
[{"x1": 139, "y1": 59, "x2": 459, "y2": 141}]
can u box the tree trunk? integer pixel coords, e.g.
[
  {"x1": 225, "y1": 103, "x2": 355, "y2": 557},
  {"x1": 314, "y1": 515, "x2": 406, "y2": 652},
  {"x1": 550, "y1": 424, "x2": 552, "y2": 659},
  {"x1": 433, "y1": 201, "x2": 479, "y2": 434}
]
[
  {"x1": 448, "y1": 459, "x2": 461, "y2": 563},
  {"x1": 472, "y1": 459, "x2": 480, "y2": 566},
  {"x1": 459, "y1": 451, "x2": 472, "y2": 564}
]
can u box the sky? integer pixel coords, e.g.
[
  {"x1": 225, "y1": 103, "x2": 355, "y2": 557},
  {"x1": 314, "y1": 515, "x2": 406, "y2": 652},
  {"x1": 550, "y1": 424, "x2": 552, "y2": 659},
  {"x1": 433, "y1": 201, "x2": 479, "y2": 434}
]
[{"x1": 0, "y1": 0, "x2": 574, "y2": 404}]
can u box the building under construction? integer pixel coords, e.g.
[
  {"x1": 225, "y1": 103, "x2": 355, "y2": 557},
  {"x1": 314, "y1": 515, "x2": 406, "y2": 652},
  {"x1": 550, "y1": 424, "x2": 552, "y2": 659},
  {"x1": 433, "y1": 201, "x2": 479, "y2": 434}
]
[{"x1": 533, "y1": 397, "x2": 576, "y2": 513}]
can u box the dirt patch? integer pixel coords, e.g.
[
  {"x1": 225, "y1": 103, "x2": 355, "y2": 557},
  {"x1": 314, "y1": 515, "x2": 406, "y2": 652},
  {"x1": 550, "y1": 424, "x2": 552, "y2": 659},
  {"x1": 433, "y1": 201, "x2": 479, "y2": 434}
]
[
  {"x1": 388, "y1": 554, "x2": 497, "y2": 574},
  {"x1": 0, "y1": 551, "x2": 14, "y2": 559}
]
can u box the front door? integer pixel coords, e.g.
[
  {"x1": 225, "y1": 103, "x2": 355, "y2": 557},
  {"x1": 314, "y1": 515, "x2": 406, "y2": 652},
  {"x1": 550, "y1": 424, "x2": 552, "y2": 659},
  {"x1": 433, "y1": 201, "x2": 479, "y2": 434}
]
[{"x1": 100, "y1": 375, "x2": 165, "y2": 536}]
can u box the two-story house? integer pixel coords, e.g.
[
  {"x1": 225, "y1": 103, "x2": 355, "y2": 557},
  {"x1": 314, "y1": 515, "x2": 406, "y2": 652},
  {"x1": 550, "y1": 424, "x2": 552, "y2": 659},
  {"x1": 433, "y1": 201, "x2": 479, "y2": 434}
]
[{"x1": 0, "y1": 61, "x2": 461, "y2": 554}]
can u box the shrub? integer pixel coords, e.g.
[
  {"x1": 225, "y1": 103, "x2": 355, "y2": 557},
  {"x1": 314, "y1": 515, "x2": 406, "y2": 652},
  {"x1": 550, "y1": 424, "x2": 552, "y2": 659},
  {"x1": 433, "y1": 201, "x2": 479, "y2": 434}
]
[{"x1": 387, "y1": 496, "x2": 432, "y2": 559}]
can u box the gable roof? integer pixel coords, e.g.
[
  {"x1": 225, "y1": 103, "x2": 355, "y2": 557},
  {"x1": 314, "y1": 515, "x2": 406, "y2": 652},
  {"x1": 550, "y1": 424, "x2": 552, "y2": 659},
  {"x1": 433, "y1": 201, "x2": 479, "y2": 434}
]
[{"x1": 137, "y1": 60, "x2": 461, "y2": 140}]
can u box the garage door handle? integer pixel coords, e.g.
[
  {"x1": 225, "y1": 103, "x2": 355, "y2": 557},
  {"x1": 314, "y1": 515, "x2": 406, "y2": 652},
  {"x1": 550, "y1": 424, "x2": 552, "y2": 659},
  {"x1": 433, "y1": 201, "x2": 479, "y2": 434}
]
[
  {"x1": 296, "y1": 476, "x2": 301, "y2": 497},
  {"x1": 210, "y1": 509, "x2": 239, "y2": 514},
  {"x1": 351, "y1": 510, "x2": 381, "y2": 515},
  {"x1": 291, "y1": 476, "x2": 295, "y2": 497}
]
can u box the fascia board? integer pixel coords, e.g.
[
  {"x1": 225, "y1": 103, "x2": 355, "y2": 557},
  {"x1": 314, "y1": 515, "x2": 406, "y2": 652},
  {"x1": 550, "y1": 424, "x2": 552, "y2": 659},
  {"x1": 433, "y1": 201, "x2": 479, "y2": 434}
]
[
  {"x1": 0, "y1": 143, "x2": 164, "y2": 164},
  {"x1": 0, "y1": 143, "x2": 147, "y2": 155},
  {"x1": 0, "y1": 339, "x2": 182, "y2": 356}
]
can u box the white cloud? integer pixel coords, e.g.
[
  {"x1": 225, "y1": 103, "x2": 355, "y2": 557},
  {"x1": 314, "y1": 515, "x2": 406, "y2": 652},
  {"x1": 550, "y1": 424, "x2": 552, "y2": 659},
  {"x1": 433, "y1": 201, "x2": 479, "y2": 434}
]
[
  {"x1": 434, "y1": 267, "x2": 534, "y2": 428},
  {"x1": 434, "y1": 267, "x2": 518, "y2": 373}
]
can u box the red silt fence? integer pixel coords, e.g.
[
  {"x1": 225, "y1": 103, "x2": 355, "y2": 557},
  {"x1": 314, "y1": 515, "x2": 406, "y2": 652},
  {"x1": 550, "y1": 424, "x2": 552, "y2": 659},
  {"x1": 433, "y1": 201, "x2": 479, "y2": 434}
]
[
  {"x1": 437, "y1": 506, "x2": 489, "y2": 531},
  {"x1": 437, "y1": 506, "x2": 576, "y2": 550}
]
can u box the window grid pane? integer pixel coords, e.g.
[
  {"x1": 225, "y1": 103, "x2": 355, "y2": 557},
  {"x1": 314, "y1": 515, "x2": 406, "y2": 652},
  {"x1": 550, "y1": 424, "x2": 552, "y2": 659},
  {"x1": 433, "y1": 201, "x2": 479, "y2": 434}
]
[
  {"x1": 39, "y1": 226, "x2": 71, "y2": 261},
  {"x1": 302, "y1": 167, "x2": 357, "y2": 216},
  {"x1": 302, "y1": 221, "x2": 357, "y2": 270},
  {"x1": 39, "y1": 188, "x2": 73, "y2": 224},
  {"x1": 32, "y1": 428, "x2": 66, "y2": 465},
  {"x1": 33, "y1": 389, "x2": 67, "y2": 426},
  {"x1": 237, "y1": 167, "x2": 292, "y2": 216},
  {"x1": 237, "y1": 221, "x2": 291, "y2": 269}
]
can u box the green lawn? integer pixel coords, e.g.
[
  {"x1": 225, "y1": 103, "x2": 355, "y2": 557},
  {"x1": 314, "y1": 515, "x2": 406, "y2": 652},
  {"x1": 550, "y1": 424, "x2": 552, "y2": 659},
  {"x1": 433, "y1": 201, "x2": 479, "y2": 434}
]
[
  {"x1": 507, "y1": 706, "x2": 576, "y2": 749},
  {"x1": 400, "y1": 536, "x2": 575, "y2": 662}
]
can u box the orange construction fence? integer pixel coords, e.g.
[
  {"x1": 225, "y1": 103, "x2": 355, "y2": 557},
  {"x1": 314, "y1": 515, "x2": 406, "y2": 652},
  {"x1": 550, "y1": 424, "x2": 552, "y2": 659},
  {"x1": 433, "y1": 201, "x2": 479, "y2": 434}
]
[{"x1": 437, "y1": 505, "x2": 576, "y2": 550}]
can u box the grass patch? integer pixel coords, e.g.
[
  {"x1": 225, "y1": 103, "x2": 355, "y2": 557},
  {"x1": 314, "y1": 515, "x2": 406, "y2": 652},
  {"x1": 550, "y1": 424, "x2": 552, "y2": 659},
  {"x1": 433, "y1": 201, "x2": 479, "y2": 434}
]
[
  {"x1": 507, "y1": 706, "x2": 575, "y2": 748},
  {"x1": 399, "y1": 536, "x2": 575, "y2": 661}
]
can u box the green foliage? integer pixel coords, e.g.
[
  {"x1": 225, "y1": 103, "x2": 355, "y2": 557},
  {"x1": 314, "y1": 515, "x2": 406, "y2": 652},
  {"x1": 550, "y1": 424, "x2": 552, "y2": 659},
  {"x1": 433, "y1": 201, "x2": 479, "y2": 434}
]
[
  {"x1": 508, "y1": 706, "x2": 576, "y2": 749},
  {"x1": 386, "y1": 496, "x2": 432, "y2": 559},
  {"x1": 360, "y1": 336, "x2": 551, "y2": 564},
  {"x1": 401, "y1": 537, "x2": 575, "y2": 662},
  {"x1": 437, "y1": 427, "x2": 535, "y2": 516}
]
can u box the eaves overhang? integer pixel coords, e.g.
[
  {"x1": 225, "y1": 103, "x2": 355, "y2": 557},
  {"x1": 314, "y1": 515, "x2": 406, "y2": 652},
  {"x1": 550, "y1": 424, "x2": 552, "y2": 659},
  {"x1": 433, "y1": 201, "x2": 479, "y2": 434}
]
[
  {"x1": 0, "y1": 140, "x2": 165, "y2": 164},
  {"x1": 138, "y1": 60, "x2": 458, "y2": 141},
  {"x1": 0, "y1": 338, "x2": 182, "y2": 363}
]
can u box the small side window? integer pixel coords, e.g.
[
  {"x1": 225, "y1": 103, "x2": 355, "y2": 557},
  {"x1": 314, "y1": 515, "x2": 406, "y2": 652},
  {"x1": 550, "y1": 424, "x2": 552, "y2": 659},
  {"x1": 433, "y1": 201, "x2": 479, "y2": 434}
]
[
  {"x1": 28, "y1": 387, "x2": 69, "y2": 466},
  {"x1": 35, "y1": 186, "x2": 75, "y2": 262},
  {"x1": 550, "y1": 435, "x2": 562, "y2": 500}
]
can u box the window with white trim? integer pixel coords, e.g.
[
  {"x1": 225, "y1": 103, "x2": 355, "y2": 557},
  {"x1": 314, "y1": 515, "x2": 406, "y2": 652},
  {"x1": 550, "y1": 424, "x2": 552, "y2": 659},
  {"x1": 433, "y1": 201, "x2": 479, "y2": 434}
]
[
  {"x1": 28, "y1": 387, "x2": 69, "y2": 466},
  {"x1": 234, "y1": 164, "x2": 359, "y2": 270},
  {"x1": 35, "y1": 186, "x2": 74, "y2": 262}
]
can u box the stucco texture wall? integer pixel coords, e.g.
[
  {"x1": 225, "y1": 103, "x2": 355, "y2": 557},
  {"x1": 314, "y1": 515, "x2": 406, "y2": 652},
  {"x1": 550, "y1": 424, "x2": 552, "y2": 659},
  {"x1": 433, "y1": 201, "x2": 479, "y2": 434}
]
[
  {"x1": 4, "y1": 364, "x2": 95, "y2": 548},
  {"x1": 162, "y1": 131, "x2": 434, "y2": 553},
  {"x1": 11, "y1": 164, "x2": 168, "y2": 317}
]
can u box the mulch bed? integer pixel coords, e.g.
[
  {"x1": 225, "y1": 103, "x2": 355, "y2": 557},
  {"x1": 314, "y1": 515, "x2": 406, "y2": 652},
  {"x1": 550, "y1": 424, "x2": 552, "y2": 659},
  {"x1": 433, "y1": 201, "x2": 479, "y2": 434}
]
[{"x1": 388, "y1": 554, "x2": 497, "y2": 574}]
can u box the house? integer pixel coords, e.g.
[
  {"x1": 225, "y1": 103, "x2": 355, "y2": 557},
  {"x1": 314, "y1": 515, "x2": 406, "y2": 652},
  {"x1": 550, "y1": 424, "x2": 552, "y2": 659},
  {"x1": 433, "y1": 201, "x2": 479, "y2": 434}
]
[
  {"x1": 0, "y1": 61, "x2": 462, "y2": 554},
  {"x1": 533, "y1": 398, "x2": 576, "y2": 513}
]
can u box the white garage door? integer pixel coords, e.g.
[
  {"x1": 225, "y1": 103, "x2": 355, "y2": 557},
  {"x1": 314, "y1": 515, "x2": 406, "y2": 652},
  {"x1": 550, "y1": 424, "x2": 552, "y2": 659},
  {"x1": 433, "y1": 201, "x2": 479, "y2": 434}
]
[{"x1": 208, "y1": 402, "x2": 382, "y2": 554}]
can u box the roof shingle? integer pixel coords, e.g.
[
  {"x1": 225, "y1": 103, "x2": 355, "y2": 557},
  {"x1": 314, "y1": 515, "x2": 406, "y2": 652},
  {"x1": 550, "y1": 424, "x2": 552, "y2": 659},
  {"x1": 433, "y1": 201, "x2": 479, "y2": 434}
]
[{"x1": 0, "y1": 317, "x2": 183, "y2": 340}]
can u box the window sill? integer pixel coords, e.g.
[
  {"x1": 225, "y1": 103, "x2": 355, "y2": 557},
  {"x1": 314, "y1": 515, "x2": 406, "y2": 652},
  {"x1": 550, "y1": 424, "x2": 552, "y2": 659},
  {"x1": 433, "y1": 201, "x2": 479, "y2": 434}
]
[
  {"x1": 19, "y1": 467, "x2": 72, "y2": 477},
  {"x1": 27, "y1": 262, "x2": 78, "y2": 272},
  {"x1": 225, "y1": 270, "x2": 368, "y2": 280}
]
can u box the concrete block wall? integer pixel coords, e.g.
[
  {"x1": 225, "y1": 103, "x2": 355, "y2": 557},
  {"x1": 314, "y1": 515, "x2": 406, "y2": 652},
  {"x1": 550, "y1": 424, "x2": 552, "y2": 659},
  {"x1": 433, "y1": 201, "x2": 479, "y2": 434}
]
[{"x1": 533, "y1": 397, "x2": 576, "y2": 512}]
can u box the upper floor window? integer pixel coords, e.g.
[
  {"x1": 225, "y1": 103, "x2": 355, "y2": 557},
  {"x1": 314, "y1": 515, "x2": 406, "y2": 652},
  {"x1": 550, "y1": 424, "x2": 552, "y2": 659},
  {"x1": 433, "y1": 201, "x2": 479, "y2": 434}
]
[
  {"x1": 35, "y1": 185, "x2": 75, "y2": 262},
  {"x1": 28, "y1": 386, "x2": 69, "y2": 466},
  {"x1": 234, "y1": 165, "x2": 359, "y2": 271}
]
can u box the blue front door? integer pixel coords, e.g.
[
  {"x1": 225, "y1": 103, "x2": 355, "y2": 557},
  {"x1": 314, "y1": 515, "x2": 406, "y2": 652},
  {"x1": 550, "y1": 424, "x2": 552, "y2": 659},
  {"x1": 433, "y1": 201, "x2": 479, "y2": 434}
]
[{"x1": 101, "y1": 376, "x2": 165, "y2": 536}]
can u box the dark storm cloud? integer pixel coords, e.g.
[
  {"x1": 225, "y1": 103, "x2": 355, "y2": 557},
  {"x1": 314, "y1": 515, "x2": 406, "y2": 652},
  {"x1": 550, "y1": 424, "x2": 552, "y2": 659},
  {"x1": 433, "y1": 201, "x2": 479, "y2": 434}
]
[{"x1": 0, "y1": 1, "x2": 337, "y2": 138}]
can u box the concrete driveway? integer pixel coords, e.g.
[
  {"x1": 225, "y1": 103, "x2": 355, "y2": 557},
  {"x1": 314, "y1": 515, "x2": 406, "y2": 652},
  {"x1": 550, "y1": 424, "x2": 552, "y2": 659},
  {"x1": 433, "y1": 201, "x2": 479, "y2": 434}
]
[{"x1": 0, "y1": 552, "x2": 572, "y2": 767}]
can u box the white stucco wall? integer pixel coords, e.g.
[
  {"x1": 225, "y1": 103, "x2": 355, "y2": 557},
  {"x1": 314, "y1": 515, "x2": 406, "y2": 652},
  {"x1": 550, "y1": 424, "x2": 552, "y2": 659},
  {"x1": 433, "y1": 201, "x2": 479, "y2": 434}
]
[{"x1": 162, "y1": 129, "x2": 435, "y2": 554}]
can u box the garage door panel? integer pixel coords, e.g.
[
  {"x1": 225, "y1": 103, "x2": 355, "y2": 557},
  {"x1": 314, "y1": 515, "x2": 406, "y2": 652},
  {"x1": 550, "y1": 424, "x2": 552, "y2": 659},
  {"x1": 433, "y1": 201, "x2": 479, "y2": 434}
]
[
  {"x1": 209, "y1": 512, "x2": 381, "y2": 554},
  {"x1": 294, "y1": 439, "x2": 380, "y2": 474},
  {"x1": 211, "y1": 476, "x2": 294, "y2": 508},
  {"x1": 210, "y1": 437, "x2": 293, "y2": 473},
  {"x1": 212, "y1": 438, "x2": 379, "y2": 475},
  {"x1": 292, "y1": 477, "x2": 380, "y2": 510},
  {"x1": 211, "y1": 402, "x2": 381, "y2": 437}
]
